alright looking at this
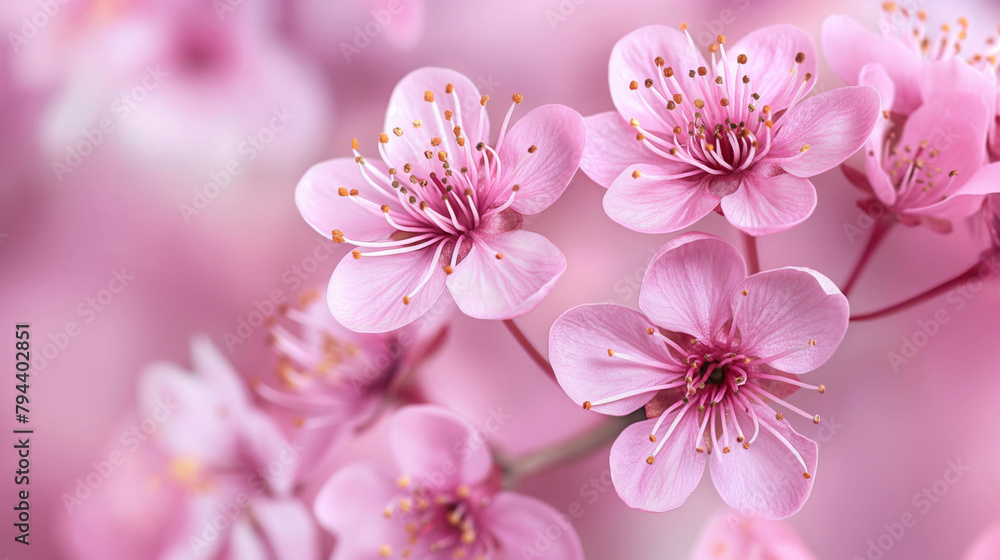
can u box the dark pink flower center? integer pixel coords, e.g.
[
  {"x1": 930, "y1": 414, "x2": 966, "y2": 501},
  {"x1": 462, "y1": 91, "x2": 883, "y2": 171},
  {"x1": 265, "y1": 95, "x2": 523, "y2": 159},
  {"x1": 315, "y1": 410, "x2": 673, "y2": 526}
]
[
  {"x1": 624, "y1": 31, "x2": 812, "y2": 184},
  {"x1": 332, "y1": 88, "x2": 538, "y2": 306}
]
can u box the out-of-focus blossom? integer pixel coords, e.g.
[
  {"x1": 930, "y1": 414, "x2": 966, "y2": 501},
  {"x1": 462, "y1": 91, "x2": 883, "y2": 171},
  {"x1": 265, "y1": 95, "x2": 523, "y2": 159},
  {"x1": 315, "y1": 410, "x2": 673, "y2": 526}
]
[
  {"x1": 28, "y1": 0, "x2": 330, "y2": 182},
  {"x1": 67, "y1": 335, "x2": 318, "y2": 560},
  {"x1": 549, "y1": 233, "x2": 848, "y2": 519},
  {"x1": 823, "y1": 6, "x2": 1000, "y2": 156},
  {"x1": 689, "y1": 512, "x2": 818, "y2": 560},
  {"x1": 844, "y1": 83, "x2": 1000, "y2": 231},
  {"x1": 291, "y1": 0, "x2": 425, "y2": 64},
  {"x1": 255, "y1": 288, "x2": 449, "y2": 480},
  {"x1": 580, "y1": 24, "x2": 879, "y2": 236},
  {"x1": 296, "y1": 67, "x2": 584, "y2": 332},
  {"x1": 314, "y1": 405, "x2": 583, "y2": 560},
  {"x1": 964, "y1": 520, "x2": 1000, "y2": 560}
]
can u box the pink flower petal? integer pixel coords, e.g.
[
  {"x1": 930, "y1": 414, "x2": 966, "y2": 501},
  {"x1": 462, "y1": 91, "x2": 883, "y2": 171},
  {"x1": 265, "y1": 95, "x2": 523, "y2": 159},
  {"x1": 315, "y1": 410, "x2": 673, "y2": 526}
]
[
  {"x1": 609, "y1": 25, "x2": 707, "y2": 134},
  {"x1": 313, "y1": 464, "x2": 402, "y2": 559},
  {"x1": 734, "y1": 267, "x2": 849, "y2": 374},
  {"x1": 727, "y1": 24, "x2": 817, "y2": 110},
  {"x1": 859, "y1": 63, "x2": 896, "y2": 117},
  {"x1": 236, "y1": 411, "x2": 298, "y2": 495},
  {"x1": 640, "y1": 233, "x2": 745, "y2": 342},
  {"x1": 390, "y1": 405, "x2": 493, "y2": 489},
  {"x1": 765, "y1": 86, "x2": 881, "y2": 178},
  {"x1": 138, "y1": 364, "x2": 237, "y2": 465},
  {"x1": 604, "y1": 164, "x2": 720, "y2": 234},
  {"x1": 383, "y1": 67, "x2": 488, "y2": 178},
  {"x1": 497, "y1": 104, "x2": 585, "y2": 215},
  {"x1": 549, "y1": 304, "x2": 685, "y2": 416},
  {"x1": 580, "y1": 111, "x2": 673, "y2": 188},
  {"x1": 689, "y1": 513, "x2": 819, "y2": 560},
  {"x1": 190, "y1": 334, "x2": 250, "y2": 408},
  {"x1": 328, "y1": 247, "x2": 448, "y2": 333},
  {"x1": 710, "y1": 404, "x2": 818, "y2": 519},
  {"x1": 481, "y1": 492, "x2": 584, "y2": 560},
  {"x1": 251, "y1": 498, "x2": 319, "y2": 560},
  {"x1": 610, "y1": 414, "x2": 705, "y2": 512},
  {"x1": 446, "y1": 229, "x2": 566, "y2": 320},
  {"x1": 720, "y1": 171, "x2": 817, "y2": 236},
  {"x1": 910, "y1": 162, "x2": 1000, "y2": 221},
  {"x1": 858, "y1": 63, "x2": 896, "y2": 207},
  {"x1": 893, "y1": 91, "x2": 990, "y2": 215},
  {"x1": 919, "y1": 58, "x2": 996, "y2": 120},
  {"x1": 295, "y1": 158, "x2": 396, "y2": 242},
  {"x1": 821, "y1": 14, "x2": 923, "y2": 113}
]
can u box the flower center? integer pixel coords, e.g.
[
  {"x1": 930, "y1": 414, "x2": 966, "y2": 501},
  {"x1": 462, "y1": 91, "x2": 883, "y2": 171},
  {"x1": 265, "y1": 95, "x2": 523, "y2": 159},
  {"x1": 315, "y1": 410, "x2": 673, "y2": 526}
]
[
  {"x1": 253, "y1": 291, "x2": 398, "y2": 431},
  {"x1": 583, "y1": 290, "x2": 826, "y2": 479},
  {"x1": 331, "y1": 87, "x2": 539, "y2": 306},
  {"x1": 379, "y1": 477, "x2": 497, "y2": 559},
  {"x1": 624, "y1": 30, "x2": 812, "y2": 179},
  {"x1": 878, "y1": 136, "x2": 960, "y2": 208}
]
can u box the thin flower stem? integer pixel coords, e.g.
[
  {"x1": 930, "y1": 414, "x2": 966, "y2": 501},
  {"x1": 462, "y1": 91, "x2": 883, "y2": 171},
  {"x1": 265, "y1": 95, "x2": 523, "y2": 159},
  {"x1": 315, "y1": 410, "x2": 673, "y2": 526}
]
[
  {"x1": 842, "y1": 219, "x2": 892, "y2": 297},
  {"x1": 741, "y1": 231, "x2": 761, "y2": 274},
  {"x1": 499, "y1": 409, "x2": 646, "y2": 488},
  {"x1": 503, "y1": 319, "x2": 555, "y2": 381},
  {"x1": 850, "y1": 257, "x2": 991, "y2": 322}
]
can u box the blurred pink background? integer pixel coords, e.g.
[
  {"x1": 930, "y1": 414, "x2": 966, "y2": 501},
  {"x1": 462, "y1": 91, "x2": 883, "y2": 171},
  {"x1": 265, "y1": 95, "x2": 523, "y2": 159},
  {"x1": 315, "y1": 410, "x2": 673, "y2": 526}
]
[{"x1": 2, "y1": 0, "x2": 1000, "y2": 558}]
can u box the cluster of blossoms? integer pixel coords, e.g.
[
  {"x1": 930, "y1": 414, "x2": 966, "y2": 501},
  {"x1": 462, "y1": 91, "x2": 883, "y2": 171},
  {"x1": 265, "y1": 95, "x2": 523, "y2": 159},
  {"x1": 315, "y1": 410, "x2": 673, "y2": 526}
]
[{"x1": 67, "y1": 8, "x2": 1000, "y2": 559}]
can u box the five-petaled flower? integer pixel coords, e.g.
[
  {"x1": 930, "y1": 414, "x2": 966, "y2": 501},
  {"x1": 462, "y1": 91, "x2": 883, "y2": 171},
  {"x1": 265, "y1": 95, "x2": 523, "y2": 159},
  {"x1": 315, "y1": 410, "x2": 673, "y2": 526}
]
[
  {"x1": 255, "y1": 288, "x2": 449, "y2": 480},
  {"x1": 549, "y1": 233, "x2": 849, "y2": 519},
  {"x1": 822, "y1": 5, "x2": 1000, "y2": 157},
  {"x1": 296, "y1": 67, "x2": 585, "y2": 332},
  {"x1": 842, "y1": 85, "x2": 1000, "y2": 232},
  {"x1": 580, "y1": 24, "x2": 880, "y2": 236},
  {"x1": 314, "y1": 405, "x2": 584, "y2": 560}
]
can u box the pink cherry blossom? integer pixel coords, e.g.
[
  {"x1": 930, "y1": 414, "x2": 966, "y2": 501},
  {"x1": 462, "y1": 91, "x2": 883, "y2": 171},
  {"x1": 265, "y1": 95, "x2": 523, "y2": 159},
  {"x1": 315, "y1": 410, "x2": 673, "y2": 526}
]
[
  {"x1": 689, "y1": 512, "x2": 818, "y2": 560},
  {"x1": 845, "y1": 84, "x2": 1000, "y2": 231},
  {"x1": 580, "y1": 24, "x2": 880, "y2": 236},
  {"x1": 549, "y1": 233, "x2": 849, "y2": 519},
  {"x1": 296, "y1": 67, "x2": 585, "y2": 332},
  {"x1": 314, "y1": 405, "x2": 584, "y2": 560},
  {"x1": 822, "y1": 7, "x2": 1000, "y2": 160},
  {"x1": 136, "y1": 335, "x2": 318, "y2": 560},
  {"x1": 254, "y1": 288, "x2": 449, "y2": 479},
  {"x1": 822, "y1": 7, "x2": 998, "y2": 111}
]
